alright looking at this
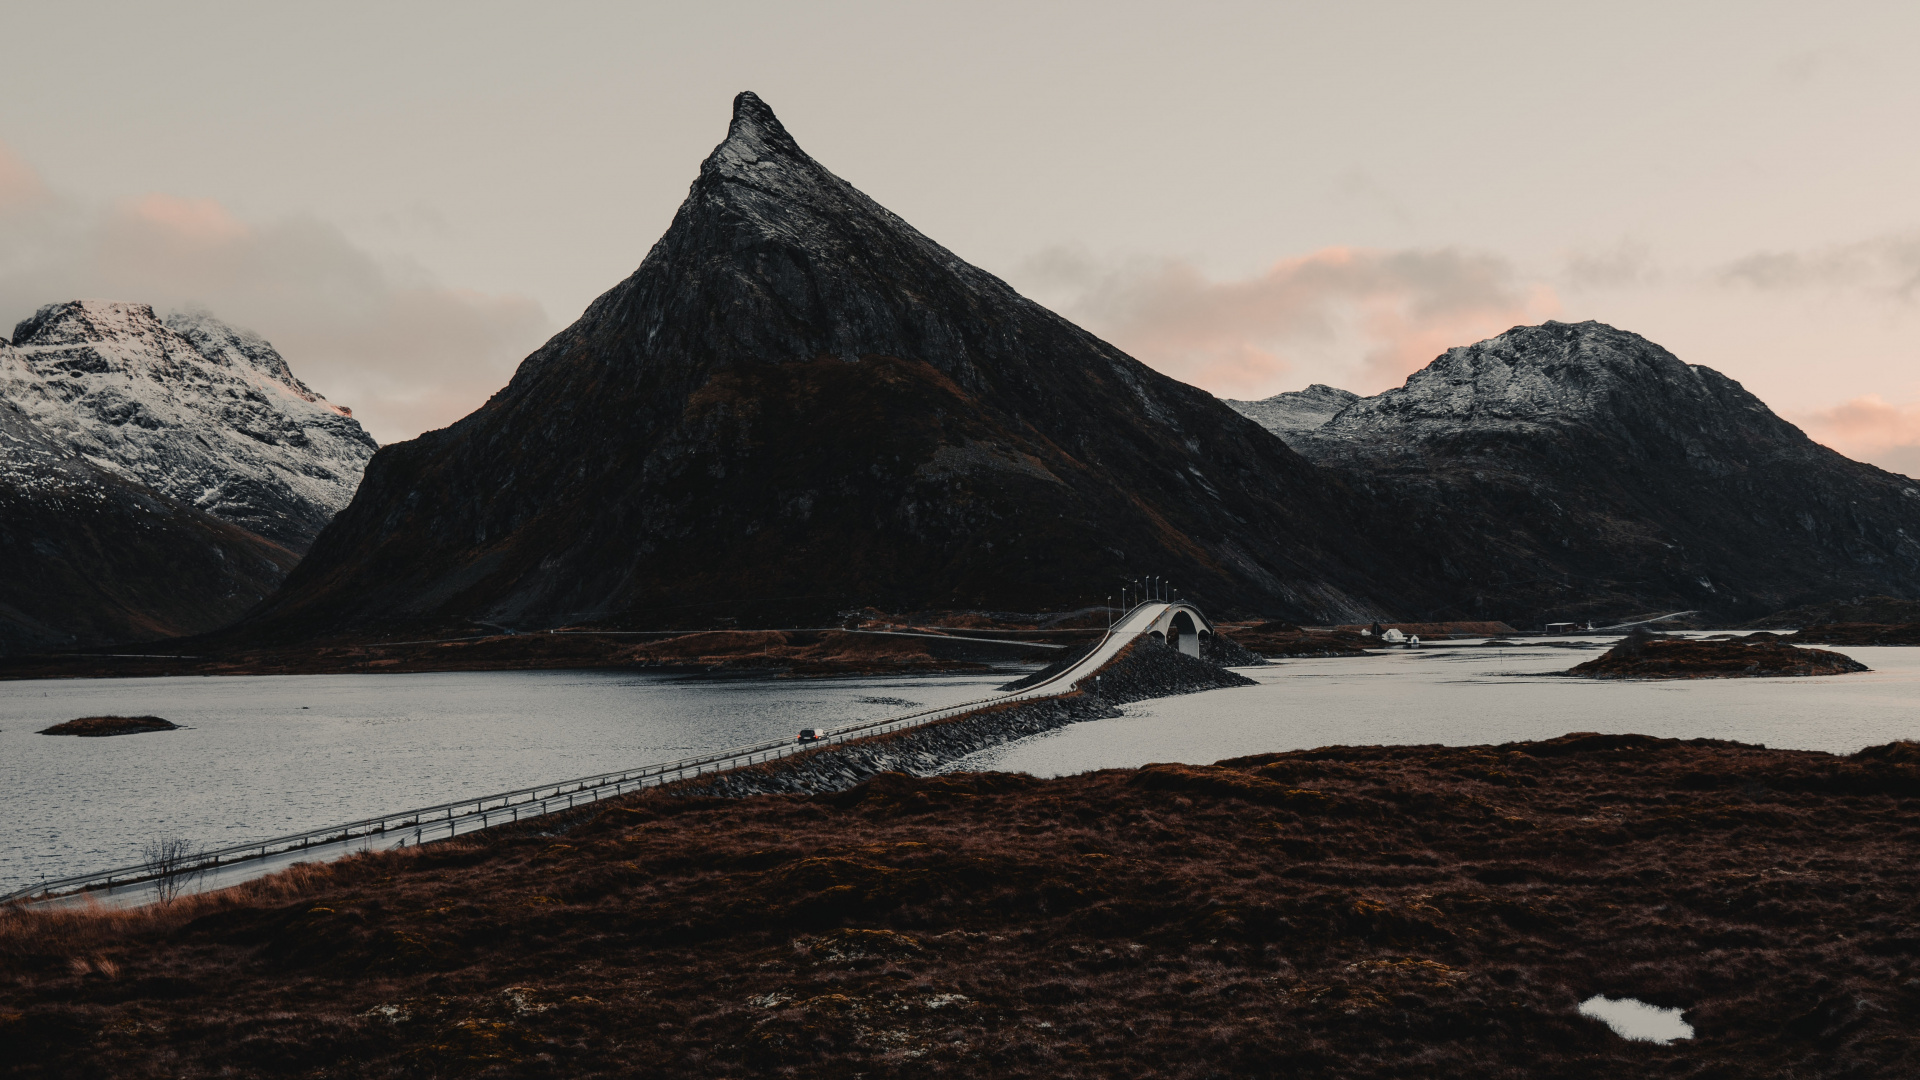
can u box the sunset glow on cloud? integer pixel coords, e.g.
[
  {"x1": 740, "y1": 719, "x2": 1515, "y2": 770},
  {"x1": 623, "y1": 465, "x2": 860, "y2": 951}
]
[
  {"x1": 0, "y1": 142, "x2": 48, "y2": 210},
  {"x1": 0, "y1": 160, "x2": 553, "y2": 444},
  {"x1": 1794, "y1": 395, "x2": 1920, "y2": 478},
  {"x1": 121, "y1": 193, "x2": 250, "y2": 244},
  {"x1": 1025, "y1": 246, "x2": 1560, "y2": 400}
]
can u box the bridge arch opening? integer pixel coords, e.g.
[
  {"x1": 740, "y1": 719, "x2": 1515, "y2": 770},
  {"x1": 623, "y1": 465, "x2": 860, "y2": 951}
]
[{"x1": 1167, "y1": 611, "x2": 1200, "y2": 657}]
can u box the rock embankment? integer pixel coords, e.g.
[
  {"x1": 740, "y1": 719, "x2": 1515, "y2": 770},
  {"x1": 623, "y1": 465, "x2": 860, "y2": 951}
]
[
  {"x1": 1200, "y1": 632, "x2": 1266, "y2": 666},
  {"x1": 37, "y1": 715, "x2": 178, "y2": 737},
  {"x1": 685, "y1": 640, "x2": 1255, "y2": 797},
  {"x1": 1568, "y1": 630, "x2": 1867, "y2": 679}
]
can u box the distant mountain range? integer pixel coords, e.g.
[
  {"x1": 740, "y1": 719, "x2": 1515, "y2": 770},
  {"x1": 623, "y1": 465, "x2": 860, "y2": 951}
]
[
  {"x1": 0, "y1": 301, "x2": 376, "y2": 650},
  {"x1": 8, "y1": 97, "x2": 1920, "y2": 651},
  {"x1": 1226, "y1": 321, "x2": 1920, "y2": 623}
]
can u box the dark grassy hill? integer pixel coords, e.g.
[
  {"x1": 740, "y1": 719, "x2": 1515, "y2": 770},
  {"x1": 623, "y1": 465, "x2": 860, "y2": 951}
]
[{"x1": 6, "y1": 737, "x2": 1918, "y2": 1076}]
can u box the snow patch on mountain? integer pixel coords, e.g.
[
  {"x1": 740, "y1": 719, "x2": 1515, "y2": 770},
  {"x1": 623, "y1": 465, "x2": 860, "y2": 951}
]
[
  {"x1": 1, "y1": 300, "x2": 377, "y2": 549},
  {"x1": 1226, "y1": 322, "x2": 1780, "y2": 450},
  {"x1": 1317, "y1": 321, "x2": 1758, "y2": 441}
]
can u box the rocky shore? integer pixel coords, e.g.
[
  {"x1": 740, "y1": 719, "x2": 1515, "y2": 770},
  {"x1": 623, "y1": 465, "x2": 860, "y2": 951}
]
[
  {"x1": 683, "y1": 640, "x2": 1256, "y2": 797},
  {"x1": 0, "y1": 627, "x2": 1065, "y2": 681}
]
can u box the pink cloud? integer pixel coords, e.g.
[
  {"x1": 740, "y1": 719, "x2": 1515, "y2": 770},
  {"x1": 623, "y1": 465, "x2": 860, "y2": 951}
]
[
  {"x1": 1795, "y1": 395, "x2": 1920, "y2": 478},
  {"x1": 0, "y1": 142, "x2": 50, "y2": 211},
  {"x1": 0, "y1": 162, "x2": 554, "y2": 443},
  {"x1": 121, "y1": 193, "x2": 250, "y2": 243},
  {"x1": 1023, "y1": 245, "x2": 1560, "y2": 399}
]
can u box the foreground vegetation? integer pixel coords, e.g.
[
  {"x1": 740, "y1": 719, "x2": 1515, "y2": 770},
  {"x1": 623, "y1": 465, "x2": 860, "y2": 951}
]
[{"x1": 5, "y1": 736, "x2": 1918, "y2": 1077}]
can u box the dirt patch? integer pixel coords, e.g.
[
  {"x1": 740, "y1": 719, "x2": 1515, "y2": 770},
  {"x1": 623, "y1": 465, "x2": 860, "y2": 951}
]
[
  {"x1": 36, "y1": 716, "x2": 177, "y2": 737},
  {"x1": 1568, "y1": 630, "x2": 1868, "y2": 679}
]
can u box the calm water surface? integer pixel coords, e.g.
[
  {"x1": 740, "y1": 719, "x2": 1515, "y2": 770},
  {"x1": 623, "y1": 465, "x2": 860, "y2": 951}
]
[
  {"x1": 950, "y1": 638, "x2": 1920, "y2": 775},
  {"x1": 12, "y1": 639, "x2": 1920, "y2": 893},
  {"x1": 0, "y1": 668, "x2": 1008, "y2": 892}
]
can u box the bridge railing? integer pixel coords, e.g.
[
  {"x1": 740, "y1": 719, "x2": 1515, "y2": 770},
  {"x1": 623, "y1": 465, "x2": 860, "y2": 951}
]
[{"x1": 2, "y1": 607, "x2": 1167, "y2": 906}]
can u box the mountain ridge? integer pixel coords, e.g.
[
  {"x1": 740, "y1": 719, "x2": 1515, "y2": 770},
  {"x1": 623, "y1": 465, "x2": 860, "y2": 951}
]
[
  {"x1": 0, "y1": 302, "x2": 373, "y2": 650},
  {"x1": 4, "y1": 300, "x2": 377, "y2": 550},
  {"x1": 246, "y1": 92, "x2": 1436, "y2": 637},
  {"x1": 1228, "y1": 320, "x2": 1920, "y2": 622}
]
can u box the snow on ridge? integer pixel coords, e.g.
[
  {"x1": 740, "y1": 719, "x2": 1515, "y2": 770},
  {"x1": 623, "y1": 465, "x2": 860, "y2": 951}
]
[
  {"x1": 1225, "y1": 384, "x2": 1361, "y2": 441},
  {"x1": 1, "y1": 300, "x2": 378, "y2": 549}
]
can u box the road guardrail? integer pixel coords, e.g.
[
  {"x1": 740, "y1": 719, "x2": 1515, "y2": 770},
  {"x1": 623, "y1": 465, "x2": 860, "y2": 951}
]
[{"x1": 3, "y1": 603, "x2": 1169, "y2": 905}]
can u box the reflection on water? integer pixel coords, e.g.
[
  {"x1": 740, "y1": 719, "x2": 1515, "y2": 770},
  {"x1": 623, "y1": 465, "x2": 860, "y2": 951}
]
[
  {"x1": 948, "y1": 639, "x2": 1920, "y2": 776},
  {"x1": 0, "y1": 669, "x2": 1009, "y2": 892},
  {"x1": 1579, "y1": 995, "x2": 1694, "y2": 1043}
]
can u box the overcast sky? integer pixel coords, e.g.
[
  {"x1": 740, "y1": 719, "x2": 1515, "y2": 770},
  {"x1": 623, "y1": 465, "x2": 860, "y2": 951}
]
[{"x1": 4, "y1": 0, "x2": 1920, "y2": 473}]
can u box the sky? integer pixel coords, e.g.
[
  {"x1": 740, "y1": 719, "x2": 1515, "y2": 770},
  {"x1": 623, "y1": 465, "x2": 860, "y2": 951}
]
[{"x1": 3, "y1": 0, "x2": 1919, "y2": 473}]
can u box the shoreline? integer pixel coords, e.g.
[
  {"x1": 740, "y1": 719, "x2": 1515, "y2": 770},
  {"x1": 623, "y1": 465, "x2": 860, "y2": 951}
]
[{"x1": 0, "y1": 627, "x2": 1087, "y2": 682}]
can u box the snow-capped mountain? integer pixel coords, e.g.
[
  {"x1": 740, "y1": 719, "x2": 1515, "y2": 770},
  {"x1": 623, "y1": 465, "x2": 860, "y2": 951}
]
[
  {"x1": 1221, "y1": 383, "x2": 1358, "y2": 443},
  {"x1": 3, "y1": 300, "x2": 376, "y2": 551},
  {"x1": 0, "y1": 302, "x2": 375, "y2": 649},
  {"x1": 1227, "y1": 321, "x2": 1920, "y2": 623}
]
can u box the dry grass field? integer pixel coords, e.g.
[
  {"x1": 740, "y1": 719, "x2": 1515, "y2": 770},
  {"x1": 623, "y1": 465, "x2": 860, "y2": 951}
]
[{"x1": 4, "y1": 735, "x2": 1919, "y2": 1077}]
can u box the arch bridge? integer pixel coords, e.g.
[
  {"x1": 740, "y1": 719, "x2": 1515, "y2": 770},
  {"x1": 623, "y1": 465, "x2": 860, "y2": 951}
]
[{"x1": 1138, "y1": 601, "x2": 1214, "y2": 658}]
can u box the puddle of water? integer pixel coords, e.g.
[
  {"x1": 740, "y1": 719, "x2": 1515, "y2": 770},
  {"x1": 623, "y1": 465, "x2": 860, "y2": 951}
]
[{"x1": 1578, "y1": 995, "x2": 1693, "y2": 1043}]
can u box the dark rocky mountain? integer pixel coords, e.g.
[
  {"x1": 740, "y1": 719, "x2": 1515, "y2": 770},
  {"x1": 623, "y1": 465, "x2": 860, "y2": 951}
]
[
  {"x1": 1229, "y1": 321, "x2": 1920, "y2": 624},
  {"x1": 248, "y1": 92, "x2": 1434, "y2": 637},
  {"x1": 0, "y1": 303, "x2": 375, "y2": 650}
]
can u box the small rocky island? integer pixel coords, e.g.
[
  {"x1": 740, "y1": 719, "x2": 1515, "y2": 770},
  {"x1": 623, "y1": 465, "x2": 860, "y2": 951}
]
[
  {"x1": 1569, "y1": 630, "x2": 1867, "y2": 679},
  {"x1": 37, "y1": 715, "x2": 178, "y2": 737}
]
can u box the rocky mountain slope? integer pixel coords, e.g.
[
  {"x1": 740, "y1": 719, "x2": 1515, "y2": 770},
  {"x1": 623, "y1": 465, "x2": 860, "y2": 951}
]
[
  {"x1": 246, "y1": 92, "x2": 1430, "y2": 638},
  {"x1": 0, "y1": 304, "x2": 375, "y2": 650},
  {"x1": 4, "y1": 301, "x2": 376, "y2": 549},
  {"x1": 1222, "y1": 383, "x2": 1357, "y2": 443},
  {"x1": 1228, "y1": 321, "x2": 1920, "y2": 623}
]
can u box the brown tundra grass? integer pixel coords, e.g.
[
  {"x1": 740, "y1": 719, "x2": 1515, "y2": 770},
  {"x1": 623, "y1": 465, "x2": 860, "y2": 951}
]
[{"x1": 3, "y1": 736, "x2": 1919, "y2": 1078}]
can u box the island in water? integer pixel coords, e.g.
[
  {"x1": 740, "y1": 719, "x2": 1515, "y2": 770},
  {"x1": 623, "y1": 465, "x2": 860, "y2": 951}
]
[
  {"x1": 36, "y1": 716, "x2": 178, "y2": 738},
  {"x1": 1568, "y1": 630, "x2": 1869, "y2": 679}
]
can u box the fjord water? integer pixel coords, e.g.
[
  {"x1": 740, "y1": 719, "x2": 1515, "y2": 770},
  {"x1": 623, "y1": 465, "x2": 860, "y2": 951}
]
[
  {"x1": 0, "y1": 669, "x2": 1008, "y2": 894},
  {"x1": 950, "y1": 638, "x2": 1920, "y2": 776},
  {"x1": 9, "y1": 640, "x2": 1919, "y2": 894}
]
